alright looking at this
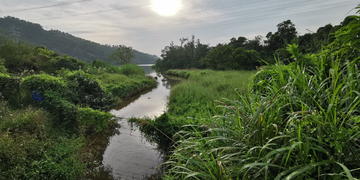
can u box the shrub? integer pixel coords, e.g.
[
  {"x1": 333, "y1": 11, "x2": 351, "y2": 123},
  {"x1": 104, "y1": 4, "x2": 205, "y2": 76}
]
[
  {"x1": 118, "y1": 64, "x2": 145, "y2": 76},
  {"x1": 21, "y1": 73, "x2": 67, "y2": 96},
  {"x1": 0, "y1": 103, "x2": 85, "y2": 180},
  {"x1": 53, "y1": 55, "x2": 86, "y2": 73},
  {"x1": 166, "y1": 69, "x2": 191, "y2": 78},
  {"x1": 29, "y1": 137, "x2": 85, "y2": 180},
  {"x1": 42, "y1": 91, "x2": 78, "y2": 131},
  {"x1": 0, "y1": 73, "x2": 23, "y2": 108},
  {"x1": 0, "y1": 41, "x2": 37, "y2": 73},
  {"x1": 0, "y1": 107, "x2": 48, "y2": 135},
  {"x1": 0, "y1": 65, "x2": 7, "y2": 74},
  {"x1": 63, "y1": 70, "x2": 118, "y2": 111},
  {"x1": 89, "y1": 59, "x2": 108, "y2": 68},
  {"x1": 77, "y1": 107, "x2": 114, "y2": 132}
]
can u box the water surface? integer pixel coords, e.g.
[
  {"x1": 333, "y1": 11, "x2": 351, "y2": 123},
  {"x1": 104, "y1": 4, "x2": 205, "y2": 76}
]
[{"x1": 87, "y1": 65, "x2": 181, "y2": 180}]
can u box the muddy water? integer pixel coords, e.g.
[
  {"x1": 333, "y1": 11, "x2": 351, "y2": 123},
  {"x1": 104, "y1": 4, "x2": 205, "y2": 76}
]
[{"x1": 87, "y1": 65, "x2": 181, "y2": 180}]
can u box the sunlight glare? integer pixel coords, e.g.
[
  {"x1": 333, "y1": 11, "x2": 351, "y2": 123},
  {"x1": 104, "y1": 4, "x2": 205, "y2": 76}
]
[{"x1": 151, "y1": 0, "x2": 182, "y2": 17}]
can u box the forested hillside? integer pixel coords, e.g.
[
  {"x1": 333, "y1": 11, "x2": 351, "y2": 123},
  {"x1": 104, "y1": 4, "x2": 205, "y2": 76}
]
[
  {"x1": 155, "y1": 16, "x2": 353, "y2": 71},
  {"x1": 0, "y1": 16, "x2": 158, "y2": 64}
]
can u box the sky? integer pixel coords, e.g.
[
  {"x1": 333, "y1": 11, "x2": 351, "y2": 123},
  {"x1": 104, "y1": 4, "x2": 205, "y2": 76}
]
[{"x1": 0, "y1": 0, "x2": 359, "y2": 56}]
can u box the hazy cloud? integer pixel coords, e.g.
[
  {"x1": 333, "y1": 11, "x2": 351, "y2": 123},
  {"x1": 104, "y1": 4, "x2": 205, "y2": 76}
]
[{"x1": 0, "y1": 0, "x2": 358, "y2": 56}]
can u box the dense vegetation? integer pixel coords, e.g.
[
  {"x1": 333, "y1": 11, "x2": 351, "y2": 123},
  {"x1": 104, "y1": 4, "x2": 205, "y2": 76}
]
[
  {"x1": 0, "y1": 16, "x2": 158, "y2": 64},
  {"x1": 135, "y1": 12, "x2": 360, "y2": 179},
  {"x1": 0, "y1": 36, "x2": 156, "y2": 179},
  {"x1": 154, "y1": 17, "x2": 353, "y2": 71}
]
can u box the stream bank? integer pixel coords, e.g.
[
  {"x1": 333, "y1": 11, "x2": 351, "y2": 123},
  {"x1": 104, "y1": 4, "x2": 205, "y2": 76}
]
[{"x1": 86, "y1": 65, "x2": 182, "y2": 180}]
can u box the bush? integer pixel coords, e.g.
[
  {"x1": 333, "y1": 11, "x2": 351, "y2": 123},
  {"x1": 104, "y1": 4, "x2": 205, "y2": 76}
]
[
  {"x1": 106, "y1": 79, "x2": 154, "y2": 98},
  {"x1": 29, "y1": 137, "x2": 85, "y2": 180},
  {"x1": 21, "y1": 73, "x2": 67, "y2": 96},
  {"x1": 166, "y1": 69, "x2": 191, "y2": 78},
  {"x1": 63, "y1": 70, "x2": 118, "y2": 111},
  {"x1": 0, "y1": 65, "x2": 7, "y2": 73},
  {"x1": 0, "y1": 104, "x2": 85, "y2": 180},
  {"x1": 0, "y1": 73, "x2": 24, "y2": 108},
  {"x1": 0, "y1": 134, "x2": 85, "y2": 180},
  {"x1": 42, "y1": 91, "x2": 78, "y2": 131},
  {"x1": 0, "y1": 107, "x2": 48, "y2": 135},
  {"x1": 89, "y1": 59, "x2": 108, "y2": 68},
  {"x1": 0, "y1": 41, "x2": 37, "y2": 73},
  {"x1": 77, "y1": 107, "x2": 114, "y2": 132},
  {"x1": 33, "y1": 46, "x2": 86, "y2": 73},
  {"x1": 52, "y1": 55, "x2": 86, "y2": 73},
  {"x1": 118, "y1": 64, "x2": 145, "y2": 76}
]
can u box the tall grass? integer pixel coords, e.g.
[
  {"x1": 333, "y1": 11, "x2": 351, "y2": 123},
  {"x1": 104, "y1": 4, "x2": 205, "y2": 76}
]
[
  {"x1": 162, "y1": 46, "x2": 360, "y2": 179},
  {"x1": 166, "y1": 70, "x2": 256, "y2": 125},
  {"x1": 95, "y1": 73, "x2": 156, "y2": 98},
  {"x1": 83, "y1": 62, "x2": 154, "y2": 98},
  {"x1": 133, "y1": 70, "x2": 256, "y2": 152}
]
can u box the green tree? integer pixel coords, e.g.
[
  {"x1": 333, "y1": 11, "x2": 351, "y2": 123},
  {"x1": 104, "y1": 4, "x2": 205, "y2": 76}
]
[
  {"x1": 0, "y1": 40, "x2": 36, "y2": 72},
  {"x1": 108, "y1": 45, "x2": 135, "y2": 64},
  {"x1": 231, "y1": 47, "x2": 261, "y2": 70},
  {"x1": 229, "y1": 36, "x2": 247, "y2": 49},
  {"x1": 201, "y1": 44, "x2": 234, "y2": 70}
]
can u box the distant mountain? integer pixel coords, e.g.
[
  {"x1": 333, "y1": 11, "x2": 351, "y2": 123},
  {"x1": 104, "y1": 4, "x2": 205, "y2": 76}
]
[{"x1": 0, "y1": 16, "x2": 158, "y2": 64}]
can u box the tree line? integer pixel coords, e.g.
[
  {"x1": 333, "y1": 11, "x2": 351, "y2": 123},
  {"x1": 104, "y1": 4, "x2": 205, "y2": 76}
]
[{"x1": 155, "y1": 17, "x2": 353, "y2": 71}]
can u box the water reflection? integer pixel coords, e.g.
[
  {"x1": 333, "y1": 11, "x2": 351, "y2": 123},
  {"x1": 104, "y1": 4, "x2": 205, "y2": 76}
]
[
  {"x1": 137, "y1": 64, "x2": 155, "y2": 74},
  {"x1": 111, "y1": 72, "x2": 181, "y2": 119},
  {"x1": 86, "y1": 66, "x2": 182, "y2": 180}
]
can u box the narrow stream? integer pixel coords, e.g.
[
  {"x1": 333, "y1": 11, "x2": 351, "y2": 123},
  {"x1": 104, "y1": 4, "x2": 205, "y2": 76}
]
[{"x1": 87, "y1": 64, "x2": 181, "y2": 180}]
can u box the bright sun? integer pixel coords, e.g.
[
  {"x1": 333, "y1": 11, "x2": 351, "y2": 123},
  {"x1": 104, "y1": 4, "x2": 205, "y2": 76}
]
[{"x1": 151, "y1": 0, "x2": 182, "y2": 17}]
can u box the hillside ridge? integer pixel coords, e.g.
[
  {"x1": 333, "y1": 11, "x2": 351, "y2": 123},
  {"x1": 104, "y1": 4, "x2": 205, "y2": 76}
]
[{"x1": 0, "y1": 16, "x2": 158, "y2": 64}]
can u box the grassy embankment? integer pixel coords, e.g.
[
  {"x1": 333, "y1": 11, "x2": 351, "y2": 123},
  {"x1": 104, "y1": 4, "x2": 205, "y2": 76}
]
[
  {"x1": 85, "y1": 62, "x2": 156, "y2": 99},
  {"x1": 139, "y1": 58, "x2": 360, "y2": 179},
  {"x1": 132, "y1": 69, "x2": 256, "y2": 147},
  {"x1": 135, "y1": 17, "x2": 360, "y2": 179},
  {"x1": 0, "y1": 51, "x2": 156, "y2": 179}
]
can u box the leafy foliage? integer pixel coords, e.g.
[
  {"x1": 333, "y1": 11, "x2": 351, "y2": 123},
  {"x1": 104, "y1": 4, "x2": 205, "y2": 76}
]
[
  {"x1": 0, "y1": 106, "x2": 85, "y2": 180},
  {"x1": 155, "y1": 35, "x2": 210, "y2": 71},
  {"x1": 77, "y1": 107, "x2": 114, "y2": 132},
  {"x1": 155, "y1": 18, "x2": 351, "y2": 71},
  {"x1": 62, "y1": 70, "x2": 118, "y2": 111},
  {"x1": 108, "y1": 45, "x2": 135, "y2": 64},
  {"x1": 0, "y1": 65, "x2": 7, "y2": 74},
  {"x1": 21, "y1": 73, "x2": 67, "y2": 95},
  {"x1": 20, "y1": 71, "x2": 117, "y2": 131},
  {"x1": 0, "y1": 40, "x2": 37, "y2": 73},
  {"x1": 0, "y1": 73, "x2": 25, "y2": 108},
  {"x1": 0, "y1": 41, "x2": 86, "y2": 74}
]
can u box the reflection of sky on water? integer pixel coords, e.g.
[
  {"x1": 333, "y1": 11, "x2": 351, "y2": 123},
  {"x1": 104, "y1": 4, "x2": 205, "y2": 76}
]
[
  {"x1": 111, "y1": 67, "x2": 181, "y2": 119},
  {"x1": 110, "y1": 72, "x2": 171, "y2": 119},
  {"x1": 96, "y1": 65, "x2": 181, "y2": 180},
  {"x1": 137, "y1": 64, "x2": 155, "y2": 75},
  {"x1": 102, "y1": 119, "x2": 163, "y2": 179}
]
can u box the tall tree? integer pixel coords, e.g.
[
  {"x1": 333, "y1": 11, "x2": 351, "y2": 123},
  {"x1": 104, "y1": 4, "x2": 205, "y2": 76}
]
[
  {"x1": 277, "y1": 20, "x2": 297, "y2": 44},
  {"x1": 229, "y1": 36, "x2": 247, "y2": 49},
  {"x1": 108, "y1": 45, "x2": 135, "y2": 64}
]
